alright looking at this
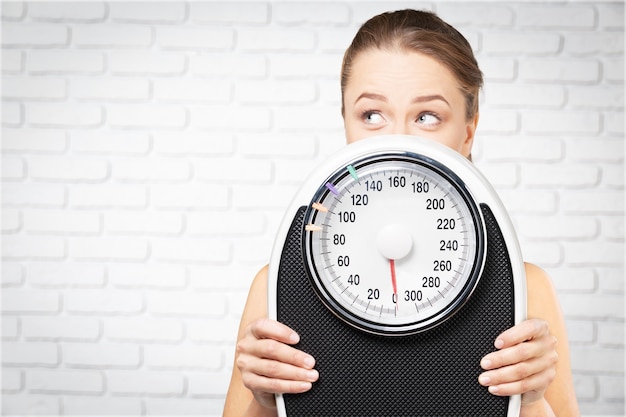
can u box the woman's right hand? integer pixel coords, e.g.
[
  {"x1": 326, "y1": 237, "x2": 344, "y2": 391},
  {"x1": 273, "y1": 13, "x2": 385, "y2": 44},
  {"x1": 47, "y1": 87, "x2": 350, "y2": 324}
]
[{"x1": 235, "y1": 318, "x2": 319, "y2": 410}]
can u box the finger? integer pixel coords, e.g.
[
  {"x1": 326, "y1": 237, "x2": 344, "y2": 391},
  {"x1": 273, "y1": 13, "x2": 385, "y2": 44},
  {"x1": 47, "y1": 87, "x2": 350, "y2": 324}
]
[
  {"x1": 478, "y1": 352, "x2": 557, "y2": 388},
  {"x1": 482, "y1": 366, "x2": 556, "y2": 398},
  {"x1": 248, "y1": 318, "x2": 301, "y2": 345},
  {"x1": 238, "y1": 337, "x2": 316, "y2": 369},
  {"x1": 242, "y1": 371, "x2": 314, "y2": 395},
  {"x1": 481, "y1": 334, "x2": 557, "y2": 370},
  {"x1": 493, "y1": 319, "x2": 550, "y2": 349},
  {"x1": 246, "y1": 356, "x2": 319, "y2": 383}
]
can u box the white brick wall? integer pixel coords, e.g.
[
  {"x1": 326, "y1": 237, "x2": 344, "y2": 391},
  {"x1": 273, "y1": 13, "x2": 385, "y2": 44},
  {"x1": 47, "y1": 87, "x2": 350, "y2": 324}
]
[{"x1": 1, "y1": 1, "x2": 623, "y2": 416}]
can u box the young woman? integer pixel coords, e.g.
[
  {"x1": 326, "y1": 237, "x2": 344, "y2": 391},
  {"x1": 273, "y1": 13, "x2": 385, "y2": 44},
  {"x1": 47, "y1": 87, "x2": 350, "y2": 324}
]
[{"x1": 223, "y1": 9, "x2": 580, "y2": 417}]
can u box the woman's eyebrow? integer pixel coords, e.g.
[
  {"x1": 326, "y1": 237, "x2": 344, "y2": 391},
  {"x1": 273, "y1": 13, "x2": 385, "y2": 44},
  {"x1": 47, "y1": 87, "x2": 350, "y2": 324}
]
[
  {"x1": 412, "y1": 94, "x2": 451, "y2": 107},
  {"x1": 354, "y1": 92, "x2": 388, "y2": 104}
]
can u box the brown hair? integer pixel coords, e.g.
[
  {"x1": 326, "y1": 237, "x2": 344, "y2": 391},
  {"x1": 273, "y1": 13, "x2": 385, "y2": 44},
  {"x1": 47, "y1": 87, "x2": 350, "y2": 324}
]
[{"x1": 341, "y1": 9, "x2": 483, "y2": 120}]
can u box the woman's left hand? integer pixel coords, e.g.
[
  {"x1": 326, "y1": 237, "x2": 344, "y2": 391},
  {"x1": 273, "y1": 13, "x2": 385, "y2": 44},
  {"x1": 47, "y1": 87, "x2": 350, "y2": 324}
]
[{"x1": 478, "y1": 318, "x2": 559, "y2": 406}]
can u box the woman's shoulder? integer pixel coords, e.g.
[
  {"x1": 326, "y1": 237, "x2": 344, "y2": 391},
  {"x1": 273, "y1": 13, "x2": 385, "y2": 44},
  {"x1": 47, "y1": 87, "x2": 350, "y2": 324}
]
[{"x1": 524, "y1": 262, "x2": 562, "y2": 321}]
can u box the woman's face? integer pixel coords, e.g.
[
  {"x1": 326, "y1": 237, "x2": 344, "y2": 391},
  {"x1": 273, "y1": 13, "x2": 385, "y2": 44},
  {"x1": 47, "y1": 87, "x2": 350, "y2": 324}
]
[{"x1": 343, "y1": 49, "x2": 478, "y2": 158}]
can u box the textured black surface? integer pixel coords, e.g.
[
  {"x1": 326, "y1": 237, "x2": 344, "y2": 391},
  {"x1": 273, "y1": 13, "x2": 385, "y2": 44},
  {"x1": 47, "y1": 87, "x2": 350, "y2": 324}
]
[{"x1": 276, "y1": 204, "x2": 516, "y2": 417}]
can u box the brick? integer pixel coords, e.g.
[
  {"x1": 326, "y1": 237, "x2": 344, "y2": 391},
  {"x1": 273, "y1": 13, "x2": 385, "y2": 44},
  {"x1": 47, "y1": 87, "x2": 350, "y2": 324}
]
[
  {"x1": 157, "y1": 27, "x2": 234, "y2": 50},
  {"x1": 186, "y1": 211, "x2": 265, "y2": 236},
  {"x1": 2, "y1": 342, "x2": 59, "y2": 366},
  {"x1": 2, "y1": 316, "x2": 20, "y2": 340},
  {"x1": 522, "y1": 110, "x2": 601, "y2": 135},
  {"x1": 190, "y1": 2, "x2": 268, "y2": 24},
  {"x1": 190, "y1": 105, "x2": 271, "y2": 130},
  {"x1": 2, "y1": 156, "x2": 25, "y2": 180},
  {"x1": 147, "y1": 291, "x2": 227, "y2": 317},
  {"x1": 275, "y1": 158, "x2": 324, "y2": 185},
  {"x1": 111, "y1": 157, "x2": 190, "y2": 181},
  {"x1": 517, "y1": 215, "x2": 598, "y2": 240},
  {"x1": 150, "y1": 184, "x2": 229, "y2": 210},
  {"x1": 486, "y1": 83, "x2": 565, "y2": 108},
  {"x1": 479, "y1": 136, "x2": 563, "y2": 162},
  {"x1": 63, "y1": 342, "x2": 140, "y2": 367},
  {"x1": 29, "y1": 2, "x2": 106, "y2": 21},
  {"x1": 2, "y1": 102, "x2": 22, "y2": 126},
  {"x1": 519, "y1": 241, "x2": 562, "y2": 267},
  {"x1": 517, "y1": 5, "x2": 595, "y2": 28},
  {"x1": 236, "y1": 80, "x2": 316, "y2": 104},
  {"x1": 521, "y1": 163, "x2": 600, "y2": 188},
  {"x1": 28, "y1": 262, "x2": 105, "y2": 288},
  {"x1": 598, "y1": 322, "x2": 624, "y2": 347},
  {"x1": 2, "y1": 76, "x2": 66, "y2": 99},
  {"x1": 1, "y1": 209, "x2": 21, "y2": 233},
  {"x1": 274, "y1": 106, "x2": 343, "y2": 130},
  {"x1": 71, "y1": 131, "x2": 150, "y2": 155},
  {"x1": 519, "y1": 58, "x2": 601, "y2": 83},
  {"x1": 105, "y1": 211, "x2": 183, "y2": 235},
  {"x1": 596, "y1": 267, "x2": 623, "y2": 293},
  {"x1": 153, "y1": 78, "x2": 231, "y2": 103},
  {"x1": 567, "y1": 138, "x2": 624, "y2": 162},
  {"x1": 190, "y1": 53, "x2": 267, "y2": 78},
  {"x1": 22, "y1": 317, "x2": 99, "y2": 341},
  {"x1": 318, "y1": 28, "x2": 358, "y2": 53},
  {"x1": 273, "y1": 3, "x2": 350, "y2": 25},
  {"x1": 1, "y1": 395, "x2": 60, "y2": 415},
  {"x1": 151, "y1": 237, "x2": 231, "y2": 264},
  {"x1": 478, "y1": 163, "x2": 518, "y2": 188},
  {"x1": 1, "y1": 261, "x2": 23, "y2": 287},
  {"x1": 107, "y1": 370, "x2": 184, "y2": 395},
  {"x1": 271, "y1": 54, "x2": 343, "y2": 78},
  {"x1": 153, "y1": 132, "x2": 235, "y2": 156},
  {"x1": 70, "y1": 237, "x2": 148, "y2": 261},
  {"x1": 24, "y1": 209, "x2": 101, "y2": 234},
  {"x1": 109, "y1": 51, "x2": 186, "y2": 75},
  {"x1": 194, "y1": 157, "x2": 272, "y2": 183},
  {"x1": 497, "y1": 190, "x2": 558, "y2": 214},
  {"x1": 73, "y1": 24, "x2": 152, "y2": 47},
  {"x1": 1, "y1": 1, "x2": 25, "y2": 20},
  {"x1": 65, "y1": 289, "x2": 144, "y2": 314},
  {"x1": 108, "y1": 104, "x2": 187, "y2": 129},
  {"x1": 186, "y1": 316, "x2": 241, "y2": 343},
  {"x1": 563, "y1": 241, "x2": 624, "y2": 266},
  {"x1": 27, "y1": 369, "x2": 103, "y2": 394},
  {"x1": 565, "y1": 32, "x2": 624, "y2": 55},
  {"x1": 188, "y1": 265, "x2": 257, "y2": 291},
  {"x1": 482, "y1": 31, "x2": 561, "y2": 55},
  {"x1": 564, "y1": 319, "x2": 595, "y2": 343},
  {"x1": 601, "y1": 164, "x2": 625, "y2": 189},
  {"x1": 438, "y1": 4, "x2": 513, "y2": 26},
  {"x1": 2, "y1": 128, "x2": 67, "y2": 153},
  {"x1": 64, "y1": 397, "x2": 142, "y2": 416},
  {"x1": 1, "y1": 23, "x2": 68, "y2": 47},
  {"x1": 28, "y1": 50, "x2": 105, "y2": 74},
  {"x1": 2, "y1": 368, "x2": 22, "y2": 392},
  {"x1": 233, "y1": 184, "x2": 299, "y2": 210},
  {"x1": 570, "y1": 85, "x2": 624, "y2": 109},
  {"x1": 29, "y1": 156, "x2": 109, "y2": 182},
  {"x1": 232, "y1": 235, "x2": 274, "y2": 264},
  {"x1": 71, "y1": 77, "x2": 150, "y2": 101},
  {"x1": 600, "y1": 216, "x2": 624, "y2": 241},
  {"x1": 109, "y1": 263, "x2": 186, "y2": 289},
  {"x1": 69, "y1": 184, "x2": 147, "y2": 208},
  {"x1": 573, "y1": 374, "x2": 598, "y2": 400},
  {"x1": 598, "y1": 4, "x2": 625, "y2": 29},
  {"x1": 2, "y1": 49, "x2": 23, "y2": 73},
  {"x1": 560, "y1": 293, "x2": 624, "y2": 319},
  {"x1": 26, "y1": 103, "x2": 103, "y2": 127},
  {"x1": 479, "y1": 58, "x2": 516, "y2": 81},
  {"x1": 144, "y1": 398, "x2": 223, "y2": 415},
  {"x1": 2, "y1": 183, "x2": 66, "y2": 208},
  {"x1": 144, "y1": 345, "x2": 222, "y2": 369},
  {"x1": 2, "y1": 236, "x2": 66, "y2": 260},
  {"x1": 105, "y1": 317, "x2": 183, "y2": 342},
  {"x1": 188, "y1": 371, "x2": 231, "y2": 396},
  {"x1": 599, "y1": 375, "x2": 625, "y2": 401},
  {"x1": 474, "y1": 110, "x2": 518, "y2": 134},
  {"x1": 238, "y1": 28, "x2": 315, "y2": 51},
  {"x1": 560, "y1": 190, "x2": 624, "y2": 214},
  {"x1": 109, "y1": 2, "x2": 185, "y2": 23},
  {"x1": 571, "y1": 346, "x2": 624, "y2": 373}
]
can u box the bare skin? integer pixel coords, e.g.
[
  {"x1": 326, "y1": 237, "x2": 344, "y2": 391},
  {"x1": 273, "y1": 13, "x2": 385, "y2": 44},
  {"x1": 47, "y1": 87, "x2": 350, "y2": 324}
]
[{"x1": 223, "y1": 50, "x2": 580, "y2": 417}]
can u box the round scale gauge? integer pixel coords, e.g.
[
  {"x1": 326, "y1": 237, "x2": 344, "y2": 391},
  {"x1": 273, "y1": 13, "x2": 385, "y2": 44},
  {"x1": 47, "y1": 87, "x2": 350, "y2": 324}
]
[{"x1": 303, "y1": 153, "x2": 485, "y2": 335}]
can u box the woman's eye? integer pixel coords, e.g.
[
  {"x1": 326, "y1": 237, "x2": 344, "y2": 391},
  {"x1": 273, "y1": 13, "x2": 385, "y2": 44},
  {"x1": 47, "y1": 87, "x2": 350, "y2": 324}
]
[
  {"x1": 362, "y1": 111, "x2": 385, "y2": 125},
  {"x1": 417, "y1": 112, "x2": 440, "y2": 126}
]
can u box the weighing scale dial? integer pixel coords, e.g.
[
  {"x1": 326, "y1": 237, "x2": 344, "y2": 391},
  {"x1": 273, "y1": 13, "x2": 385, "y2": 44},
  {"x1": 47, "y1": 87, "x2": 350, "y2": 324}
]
[{"x1": 303, "y1": 153, "x2": 486, "y2": 335}]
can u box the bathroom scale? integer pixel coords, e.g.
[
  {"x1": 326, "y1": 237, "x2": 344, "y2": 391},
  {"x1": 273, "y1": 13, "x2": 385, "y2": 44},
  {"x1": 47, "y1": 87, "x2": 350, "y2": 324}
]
[{"x1": 268, "y1": 135, "x2": 526, "y2": 417}]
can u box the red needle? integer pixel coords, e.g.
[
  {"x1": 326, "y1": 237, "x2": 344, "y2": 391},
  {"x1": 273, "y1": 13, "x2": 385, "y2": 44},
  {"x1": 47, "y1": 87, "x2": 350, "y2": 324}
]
[{"x1": 390, "y1": 259, "x2": 398, "y2": 312}]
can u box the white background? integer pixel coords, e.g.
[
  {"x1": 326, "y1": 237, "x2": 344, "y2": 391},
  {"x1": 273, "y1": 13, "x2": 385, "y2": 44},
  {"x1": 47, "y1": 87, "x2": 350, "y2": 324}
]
[{"x1": 1, "y1": 1, "x2": 624, "y2": 415}]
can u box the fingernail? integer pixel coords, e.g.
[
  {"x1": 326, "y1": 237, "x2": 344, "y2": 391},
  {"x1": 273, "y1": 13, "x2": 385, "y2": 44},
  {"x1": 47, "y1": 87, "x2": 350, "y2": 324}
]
[
  {"x1": 306, "y1": 369, "x2": 319, "y2": 381},
  {"x1": 299, "y1": 382, "x2": 312, "y2": 391},
  {"x1": 290, "y1": 332, "x2": 300, "y2": 343},
  {"x1": 494, "y1": 338, "x2": 504, "y2": 349},
  {"x1": 481, "y1": 358, "x2": 492, "y2": 369},
  {"x1": 478, "y1": 375, "x2": 491, "y2": 385},
  {"x1": 303, "y1": 355, "x2": 315, "y2": 368},
  {"x1": 489, "y1": 385, "x2": 500, "y2": 394}
]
